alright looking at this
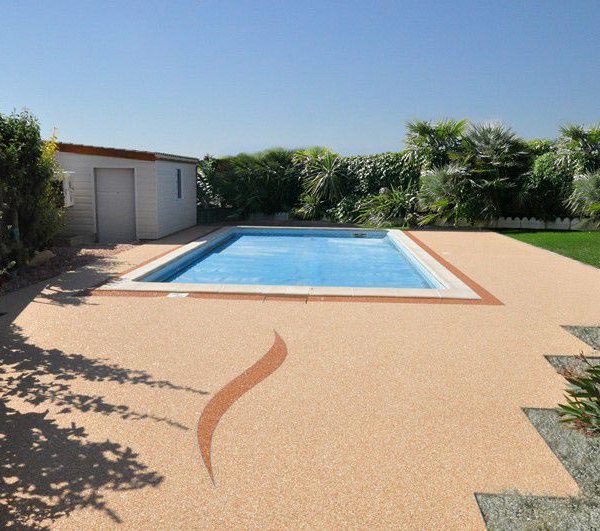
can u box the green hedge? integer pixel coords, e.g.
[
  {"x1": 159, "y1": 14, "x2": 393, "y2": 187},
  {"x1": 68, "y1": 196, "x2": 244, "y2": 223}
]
[
  {"x1": 197, "y1": 120, "x2": 600, "y2": 228},
  {"x1": 1, "y1": 110, "x2": 64, "y2": 274}
]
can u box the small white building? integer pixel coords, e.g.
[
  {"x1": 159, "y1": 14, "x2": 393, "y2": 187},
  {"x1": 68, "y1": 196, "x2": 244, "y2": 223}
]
[{"x1": 57, "y1": 143, "x2": 199, "y2": 242}]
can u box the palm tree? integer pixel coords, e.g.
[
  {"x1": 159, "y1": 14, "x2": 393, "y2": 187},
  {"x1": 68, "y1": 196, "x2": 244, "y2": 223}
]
[
  {"x1": 567, "y1": 172, "x2": 600, "y2": 227},
  {"x1": 402, "y1": 119, "x2": 467, "y2": 169},
  {"x1": 293, "y1": 148, "x2": 346, "y2": 204},
  {"x1": 461, "y1": 122, "x2": 529, "y2": 177},
  {"x1": 556, "y1": 124, "x2": 600, "y2": 174},
  {"x1": 460, "y1": 122, "x2": 530, "y2": 216}
]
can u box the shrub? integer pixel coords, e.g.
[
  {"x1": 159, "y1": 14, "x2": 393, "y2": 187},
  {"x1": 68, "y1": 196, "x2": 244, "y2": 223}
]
[
  {"x1": 460, "y1": 122, "x2": 530, "y2": 216},
  {"x1": 343, "y1": 152, "x2": 420, "y2": 196},
  {"x1": 291, "y1": 193, "x2": 324, "y2": 221},
  {"x1": 527, "y1": 138, "x2": 555, "y2": 157},
  {"x1": 418, "y1": 164, "x2": 481, "y2": 225},
  {"x1": 558, "y1": 355, "x2": 600, "y2": 436},
  {"x1": 523, "y1": 152, "x2": 573, "y2": 219},
  {"x1": 567, "y1": 172, "x2": 600, "y2": 227},
  {"x1": 355, "y1": 185, "x2": 419, "y2": 227},
  {"x1": 325, "y1": 195, "x2": 361, "y2": 223},
  {"x1": 196, "y1": 155, "x2": 219, "y2": 208},
  {"x1": 0, "y1": 110, "x2": 64, "y2": 273},
  {"x1": 294, "y1": 148, "x2": 346, "y2": 205},
  {"x1": 556, "y1": 124, "x2": 600, "y2": 174},
  {"x1": 403, "y1": 119, "x2": 467, "y2": 170},
  {"x1": 198, "y1": 149, "x2": 302, "y2": 216}
]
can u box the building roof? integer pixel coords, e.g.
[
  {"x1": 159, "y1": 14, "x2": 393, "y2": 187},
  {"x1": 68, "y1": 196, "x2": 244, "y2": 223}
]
[{"x1": 57, "y1": 142, "x2": 200, "y2": 164}]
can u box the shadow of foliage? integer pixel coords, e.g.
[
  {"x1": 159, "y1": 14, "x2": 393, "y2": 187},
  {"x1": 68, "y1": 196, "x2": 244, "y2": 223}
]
[
  {"x1": 0, "y1": 401, "x2": 162, "y2": 529},
  {"x1": 0, "y1": 322, "x2": 208, "y2": 527}
]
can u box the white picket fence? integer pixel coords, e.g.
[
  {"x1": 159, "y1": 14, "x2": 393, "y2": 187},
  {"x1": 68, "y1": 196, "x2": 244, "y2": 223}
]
[
  {"x1": 245, "y1": 212, "x2": 592, "y2": 231},
  {"x1": 484, "y1": 217, "x2": 587, "y2": 230},
  {"x1": 439, "y1": 216, "x2": 589, "y2": 230}
]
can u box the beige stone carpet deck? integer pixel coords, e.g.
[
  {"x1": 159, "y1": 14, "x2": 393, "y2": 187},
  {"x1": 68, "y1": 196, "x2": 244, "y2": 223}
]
[{"x1": 1, "y1": 227, "x2": 599, "y2": 529}]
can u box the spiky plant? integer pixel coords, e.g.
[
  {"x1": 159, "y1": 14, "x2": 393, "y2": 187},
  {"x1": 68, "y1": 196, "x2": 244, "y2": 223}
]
[
  {"x1": 461, "y1": 122, "x2": 530, "y2": 215},
  {"x1": 558, "y1": 355, "x2": 600, "y2": 436},
  {"x1": 418, "y1": 164, "x2": 477, "y2": 225},
  {"x1": 355, "y1": 184, "x2": 419, "y2": 227},
  {"x1": 402, "y1": 119, "x2": 467, "y2": 170},
  {"x1": 556, "y1": 124, "x2": 600, "y2": 174},
  {"x1": 291, "y1": 193, "x2": 324, "y2": 220},
  {"x1": 567, "y1": 172, "x2": 600, "y2": 227},
  {"x1": 293, "y1": 148, "x2": 346, "y2": 204},
  {"x1": 462, "y1": 122, "x2": 530, "y2": 176}
]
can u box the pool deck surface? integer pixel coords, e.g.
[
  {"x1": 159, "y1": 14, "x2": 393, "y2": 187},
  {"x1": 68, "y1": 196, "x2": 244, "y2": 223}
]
[{"x1": 1, "y1": 225, "x2": 599, "y2": 529}]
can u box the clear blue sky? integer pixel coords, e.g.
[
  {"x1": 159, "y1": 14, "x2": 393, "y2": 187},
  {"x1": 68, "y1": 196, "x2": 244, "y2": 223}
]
[{"x1": 1, "y1": 1, "x2": 598, "y2": 157}]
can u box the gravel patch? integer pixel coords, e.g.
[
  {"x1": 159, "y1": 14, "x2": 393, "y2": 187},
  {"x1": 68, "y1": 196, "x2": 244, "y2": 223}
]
[
  {"x1": 0, "y1": 243, "x2": 136, "y2": 295},
  {"x1": 562, "y1": 325, "x2": 600, "y2": 351},
  {"x1": 546, "y1": 355, "x2": 600, "y2": 378},
  {"x1": 477, "y1": 329, "x2": 600, "y2": 529},
  {"x1": 477, "y1": 409, "x2": 600, "y2": 529}
]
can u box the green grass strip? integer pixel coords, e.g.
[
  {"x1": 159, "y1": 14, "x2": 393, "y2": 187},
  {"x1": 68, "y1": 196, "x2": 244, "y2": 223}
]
[{"x1": 502, "y1": 230, "x2": 600, "y2": 269}]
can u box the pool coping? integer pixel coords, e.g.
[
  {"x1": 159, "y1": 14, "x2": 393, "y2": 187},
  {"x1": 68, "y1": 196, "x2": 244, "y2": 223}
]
[{"x1": 93, "y1": 226, "x2": 501, "y2": 305}]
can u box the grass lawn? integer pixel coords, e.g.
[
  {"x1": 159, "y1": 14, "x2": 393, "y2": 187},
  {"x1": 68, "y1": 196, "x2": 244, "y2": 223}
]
[{"x1": 503, "y1": 230, "x2": 600, "y2": 269}]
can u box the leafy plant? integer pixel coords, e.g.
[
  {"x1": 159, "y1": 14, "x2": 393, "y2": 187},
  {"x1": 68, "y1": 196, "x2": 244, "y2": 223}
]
[
  {"x1": 294, "y1": 148, "x2": 346, "y2": 205},
  {"x1": 526, "y1": 138, "x2": 555, "y2": 157},
  {"x1": 418, "y1": 164, "x2": 479, "y2": 225},
  {"x1": 461, "y1": 122, "x2": 529, "y2": 176},
  {"x1": 196, "y1": 155, "x2": 220, "y2": 207},
  {"x1": 0, "y1": 110, "x2": 64, "y2": 273},
  {"x1": 343, "y1": 152, "x2": 419, "y2": 196},
  {"x1": 558, "y1": 355, "x2": 600, "y2": 436},
  {"x1": 325, "y1": 195, "x2": 361, "y2": 223},
  {"x1": 567, "y1": 172, "x2": 600, "y2": 227},
  {"x1": 355, "y1": 185, "x2": 419, "y2": 227},
  {"x1": 556, "y1": 124, "x2": 600, "y2": 174},
  {"x1": 403, "y1": 119, "x2": 467, "y2": 170},
  {"x1": 461, "y1": 122, "x2": 530, "y2": 216},
  {"x1": 523, "y1": 152, "x2": 573, "y2": 219},
  {"x1": 199, "y1": 149, "x2": 302, "y2": 216},
  {"x1": 291, "y1": 193, "x2": 324, "y2": 220}
]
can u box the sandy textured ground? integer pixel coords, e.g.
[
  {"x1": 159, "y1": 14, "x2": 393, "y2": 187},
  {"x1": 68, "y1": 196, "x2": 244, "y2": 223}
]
[{"x1": 1, "y1": 226, "x2": 599, "y2": 529}]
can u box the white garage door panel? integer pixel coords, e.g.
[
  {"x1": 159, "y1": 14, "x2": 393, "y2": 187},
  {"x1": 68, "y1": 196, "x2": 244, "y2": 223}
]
[{"x1": 95, "y1": 168, "x2": 136, "y2": 243}]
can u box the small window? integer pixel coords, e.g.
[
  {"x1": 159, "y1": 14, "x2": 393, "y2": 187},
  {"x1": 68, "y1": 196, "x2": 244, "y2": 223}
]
[{"x1": 176, "y1": 169, "x2": 182, "y2": 198}]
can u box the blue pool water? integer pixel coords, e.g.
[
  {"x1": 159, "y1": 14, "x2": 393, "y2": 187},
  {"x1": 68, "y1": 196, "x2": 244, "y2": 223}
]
[{"x1": 144, "y1": 229, "x2": 439, "y2": 289}]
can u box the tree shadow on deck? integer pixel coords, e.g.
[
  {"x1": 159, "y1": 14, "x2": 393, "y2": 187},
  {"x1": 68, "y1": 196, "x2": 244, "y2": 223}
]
[{"x1": 0, "y1": 259, "x2": 208, "y2": 528}]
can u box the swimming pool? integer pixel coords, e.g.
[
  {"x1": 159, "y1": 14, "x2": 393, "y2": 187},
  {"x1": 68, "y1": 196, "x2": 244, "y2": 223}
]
[
  {"x1": 106, "y1": 226, "x2": 480, "y2": 300},
  {"x1": 144, "y1": 228, "x2": 438, "y2": 288}
]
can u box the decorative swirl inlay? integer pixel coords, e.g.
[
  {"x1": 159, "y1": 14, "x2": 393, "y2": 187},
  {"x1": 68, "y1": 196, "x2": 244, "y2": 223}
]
[{"x1": 197, "y1": 332, "x2": 288, "y2": 483}]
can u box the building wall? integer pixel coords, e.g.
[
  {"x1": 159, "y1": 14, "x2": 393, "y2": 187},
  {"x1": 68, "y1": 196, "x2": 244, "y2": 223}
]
[
  {"x1": 56, "y1": 152, "x2": 159, "y2": 240},
  {"x1": 155, "y1": 160, "x2": 197, "y2": 238}
]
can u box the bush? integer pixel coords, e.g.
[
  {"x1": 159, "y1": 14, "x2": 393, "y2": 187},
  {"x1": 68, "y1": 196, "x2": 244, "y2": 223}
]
[
  {"x1": 198, "y1": 148, "x2": 302, "y2": 216},
  {"x1": 343, "y1": 152, "x2": 419, "y2": 196},
  {"x1": 418, "y1": 164, "x2": 485, "y2": 225},
  {"x1": 0, "y1": 110, "x2": 64, "y2": 273},
  {"x1": 325, "y1": 195, "x2": 361, "y2": 223},
  {"x1": 526, "y1": 138, "x2": 555, "y2": 157},
  {"x1": 195, "y1": 120, "x2": 600, "y2": 228},
  {"x1": 403, "y1": 119, "x2": 467, "y2": 169},
  {"x1": 523, "y1": 152, "x2": 573, "y2": 219},
  {"x1": 567, "y1": 172, "x2": 600, "y2": 227},
  {"x1": 355, "y1": 186, "x2": 419, "y2": 227},
  {"x1": 556, "y1": 124, "x2": 600, "y2": 175},
  {"x1": 460, "y1": 122, "x2": 530, "y2": 216},
  {"x1": 558, "y1": 355, "x2": 600, "y2": 436},
  {"x1": 293, "y1": 148, "x2": 346, "y2": 206},
  {"x1": 292, "y1": 193, "x2": 324, "y2": 221}
]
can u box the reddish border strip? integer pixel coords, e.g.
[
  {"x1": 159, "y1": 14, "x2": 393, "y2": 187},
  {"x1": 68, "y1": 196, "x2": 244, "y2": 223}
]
[
  {"x1": 401, "y1": 231, "x2": 502, "y2": 305},
  {"x1": 198, "y1": 332, "x2": 288, "y2": 483},
  {"x1": 88, "y1": 230, "x2": 502, "y2": 305}
]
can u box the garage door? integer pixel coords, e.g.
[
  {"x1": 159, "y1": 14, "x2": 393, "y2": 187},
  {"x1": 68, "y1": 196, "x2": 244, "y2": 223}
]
[{"x1": 95, "y1": 168, "x2": 136, "y2": 243}]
